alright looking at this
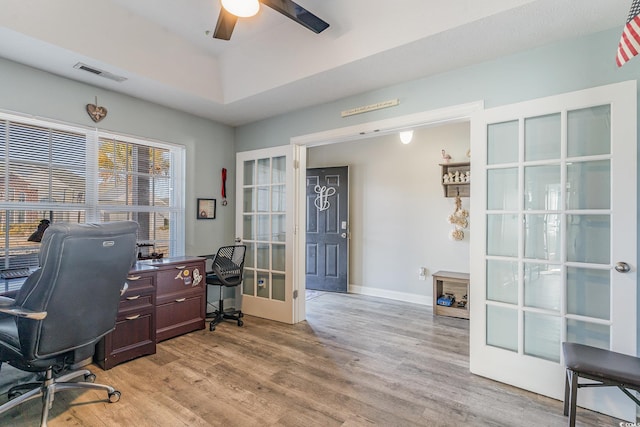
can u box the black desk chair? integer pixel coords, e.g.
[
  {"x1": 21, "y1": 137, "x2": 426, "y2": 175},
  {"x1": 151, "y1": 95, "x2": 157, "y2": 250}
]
[
  {"x1": 0, "y1": 221, "x2": 138, "y2": 426},
  {"x1": 204, "y1": 245, "x2": 246, "y2": 331}
]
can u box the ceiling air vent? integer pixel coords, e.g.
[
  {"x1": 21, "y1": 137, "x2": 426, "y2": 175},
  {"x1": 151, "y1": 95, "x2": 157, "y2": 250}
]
[{"x1": 73, "y1": 62, "x2": 127, "y2": 82}]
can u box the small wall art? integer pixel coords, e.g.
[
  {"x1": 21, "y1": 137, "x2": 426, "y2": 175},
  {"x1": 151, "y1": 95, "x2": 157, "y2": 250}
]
[{"x1": 197, "y1": 198, "x2": 216, "y2": 219}]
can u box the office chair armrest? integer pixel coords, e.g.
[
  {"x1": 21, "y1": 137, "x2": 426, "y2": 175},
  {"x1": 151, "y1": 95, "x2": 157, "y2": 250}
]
[
  {"x1": 0, "y1": 302, "x2": 47, "y2": 320},
  {"x1": 0, "y1": 295, "x2": 15, "y2": 307}
]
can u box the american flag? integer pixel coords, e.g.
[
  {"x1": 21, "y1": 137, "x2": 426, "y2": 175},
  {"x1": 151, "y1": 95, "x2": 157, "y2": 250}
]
[{"x1": 617, "y1": 0, "x2": 640, "y2": 67}]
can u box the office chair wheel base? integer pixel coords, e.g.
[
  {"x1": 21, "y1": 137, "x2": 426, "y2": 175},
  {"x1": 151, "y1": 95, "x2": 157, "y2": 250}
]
[
  {"x1": 239, "y1": 312, "x2": 244, "y2": 318},
  {"x1": 108, "y1": 390, "x2": 121, "y2": 403},
  {"x1": 237, "y1": 320, "x2": 244, "y2": 327},
  {"x1": 84, "y1": 373, "x2": 96, "y2": 383},
  {"x1": 210, "y1": 323, "x2": 216, "y2": 331}
]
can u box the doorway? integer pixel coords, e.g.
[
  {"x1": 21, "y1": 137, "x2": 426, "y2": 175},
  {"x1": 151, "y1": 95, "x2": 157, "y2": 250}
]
[{"x1": 293, "y1": 102, "x2": 483, "y2": 322}]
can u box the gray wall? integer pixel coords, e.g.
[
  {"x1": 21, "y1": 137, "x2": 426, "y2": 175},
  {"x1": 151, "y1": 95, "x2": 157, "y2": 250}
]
[{"x1": 0, "y1": 57, "x2": 236, "y2": 256}]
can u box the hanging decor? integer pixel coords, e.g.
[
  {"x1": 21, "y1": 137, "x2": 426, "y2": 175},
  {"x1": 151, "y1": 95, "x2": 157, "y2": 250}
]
[
  {"x1": 447, "y1": 196, "x2": 469, "y2": 241},
  {"x1": 221, "y1": 168, "x2": 228, "y2": 206},
  {"x1": 86, "y1": 96, "x2": 107, "y2": 123},
  {"x1": 314, "y1": 185, "x2": 335, "y2": 211}
]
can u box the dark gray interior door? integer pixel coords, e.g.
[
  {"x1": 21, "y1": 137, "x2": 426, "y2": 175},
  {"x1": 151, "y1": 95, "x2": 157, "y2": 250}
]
[{"x1": 306, "y1": 166, "x2": 348, "y2": 292}]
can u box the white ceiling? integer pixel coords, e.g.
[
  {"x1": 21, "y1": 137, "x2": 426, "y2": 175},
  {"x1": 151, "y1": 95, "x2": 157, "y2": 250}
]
[{"x1": 0, "y1": 0, "x2": 631, "y2": 126}]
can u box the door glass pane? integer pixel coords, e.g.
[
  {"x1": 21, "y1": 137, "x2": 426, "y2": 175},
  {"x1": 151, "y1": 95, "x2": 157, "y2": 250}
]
[
  {"x1": 566, "y1": 319, "x2": 609, "y2": 350},
  {"x1": 257, "y1": 272, "x2": 270, "y2": 298},
  {"x1": 272, "y1": 214, "x2": 285, "y2": 242},
  {"x1": 567, "y1": 105, "x2": 611, "y2": 157},
  {"x1": 566, "y1": 160, "x2": 610, "y2": 210},
  {"x1": 243, "y1": 215, "x2": 254, "y2": 240},
  {"x1": 272, "y1": 185, "x2": 286, "y2": 212},
  {"x1": 525, "y1": 113, "x2": 561, "y2": 161},
  {"x1": 272, "y1": 156, "x2": 285, "y2": 184},
  {"x1": 487, "y1": 214, "x2": 518, "y2": 257},
  {"x1": 256, "y1": 243, "x2": 269, "y2": 269},
  {"x1": 524, "y1": 165, "x2": 560, "y2": 210},
  {"x1": 524, "y1": 312, "x2": 560, "y2": 362},
  {"x1": 487, "y1": 305, "x2": 518, "y2": 351},
  {"x1": 256, "y1": 215, "x2": 270, "y2": 240},
  {"x1": 524, "y1": 263, "x2": 560, "y2": 311},
  {"x1": 272, "y1": 244, "x2": 285, "y2": 271},
  {"x1": 272, "y1": 273, "x2": 285, "y2": 301},
  {"x1": 487, "y1": 168, "x2": 518, "y2": 210},
  {"x1": 486, "y1": 260, "x2": 518, "y2": 304},
  {"x1": 257, "y1": 158, "x2": 270, "y2": 185},
  {"x1": 243, "y1": 188, "x2": 255, "y2": 213},
  {"x1": 567, "y1": 215, "x2": 610, "y2": 264},
  {"x1": 524, "y1": 214, "x2": 560, "y2": 261},
  {"x1": 567, "y1": 267, "x2": 610, "y2": 320},
  {"x1": 243, "y1": 269, "x2": 255, "y2": 296},
  {"x1": 257, "y1": 186, "x2": 270, "y2": 212},
  {"x1": 243, "y1": 160, "x2": 255, "y2": 185},
  {"x1": 487, "y1": 121, "x2": 519, "y2": 165},
  {"x1": 244, "y1": 242, "x2": 255, "y2": 268}
]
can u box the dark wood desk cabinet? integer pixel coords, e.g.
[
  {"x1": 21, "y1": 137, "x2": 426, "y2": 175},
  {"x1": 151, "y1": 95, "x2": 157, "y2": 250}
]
[
  {"x1": 95, "y1": 266, "x2": 157, "y2": 370},
  {"x1": 95, "y1": 256, "x2": 206, "y2": 369},
  {"x1": 153, "y1": 256, "x2": 206, "y2": 342}
]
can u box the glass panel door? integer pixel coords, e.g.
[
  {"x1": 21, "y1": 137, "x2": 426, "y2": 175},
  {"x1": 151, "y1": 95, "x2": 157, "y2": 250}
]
[
  {"x1": 236, "y1": 146, "x2": 295, "y2": 324},
  {"x1": 470, "y1": 81, "x2": 637, "y2": 422}
]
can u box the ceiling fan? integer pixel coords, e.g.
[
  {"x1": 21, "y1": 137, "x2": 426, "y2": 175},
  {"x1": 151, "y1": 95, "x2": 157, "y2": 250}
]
[{"x1": 213, "y1": 0, "x2": 330, "y2": 40}]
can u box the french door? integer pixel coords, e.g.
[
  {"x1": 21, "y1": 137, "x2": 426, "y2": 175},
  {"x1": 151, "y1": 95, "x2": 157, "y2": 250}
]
[
  {"x1": 236, "y1": 145, "x2": 300, "y2": 324},
  {"x1": 469, "y1": 81, "x2": 637, "y2": 421}
]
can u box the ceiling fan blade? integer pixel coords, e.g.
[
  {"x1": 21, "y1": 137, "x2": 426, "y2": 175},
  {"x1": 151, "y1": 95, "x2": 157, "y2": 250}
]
[
  {"x1": 213, "y1": 7, "x2": 239, "y2": 40},
  {"x1": 261, "y1": 0, "x2": 329, "y2": 34}
]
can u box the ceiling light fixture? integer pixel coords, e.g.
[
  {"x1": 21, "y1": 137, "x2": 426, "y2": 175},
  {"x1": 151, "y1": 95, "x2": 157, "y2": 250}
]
[
  {"x1": 399, "y1": 130, "x2": 413, "y2": 144},
  {"x1": 221, "y1": 0, "x2": 260, "y2": 17}
]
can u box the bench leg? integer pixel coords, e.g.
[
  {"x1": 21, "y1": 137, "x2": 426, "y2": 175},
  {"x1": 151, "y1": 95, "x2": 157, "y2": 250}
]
[
  {"x1": 563, "y1": 369, "x2": 570, "y2": 416},
  {"x1": 567, "y1": 369, "x2": 578, "y2": 427}
]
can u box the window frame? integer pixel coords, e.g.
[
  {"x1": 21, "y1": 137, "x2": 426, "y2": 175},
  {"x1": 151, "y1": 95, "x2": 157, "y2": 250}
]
[{"x1": 0, "y1": 111, "x2": 185, "y2": 270}]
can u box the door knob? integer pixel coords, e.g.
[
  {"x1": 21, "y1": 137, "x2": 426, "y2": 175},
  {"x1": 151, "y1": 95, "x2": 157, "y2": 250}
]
[
  {"x1": 341, "y1": 233, "x2": 347, "y2": 238},
  {"x1": 615, "y1": 262, "x2": 631, "y2": 273}
]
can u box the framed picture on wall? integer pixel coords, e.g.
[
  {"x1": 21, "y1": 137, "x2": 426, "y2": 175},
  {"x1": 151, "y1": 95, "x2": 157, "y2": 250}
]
[{"x1": 197, "y1": 198, "x2": 216, "y2": 219}]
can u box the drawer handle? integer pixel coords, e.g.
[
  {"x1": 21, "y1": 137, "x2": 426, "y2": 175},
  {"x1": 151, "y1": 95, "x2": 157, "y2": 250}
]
[
  {"x1": 127, "y1": 276, "x2": 141, "y2": 280},
  {"x1": 174, "y1": 265, "x2": 186, "y2": 270},
  {"x1": 126, "y1": 295, "x2": 141, "y2": 300},
  {"x1": 125, "y1": 314, "x2": 141, "y2": 320},
  {"x1": 175, "y1": 298, "x2": 186, "y2": 302}
]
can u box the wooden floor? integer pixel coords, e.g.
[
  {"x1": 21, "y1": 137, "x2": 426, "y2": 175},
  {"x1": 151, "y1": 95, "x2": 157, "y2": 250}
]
[{"x1": 0, "y1": 292, "x2": 621, "y2": 426}]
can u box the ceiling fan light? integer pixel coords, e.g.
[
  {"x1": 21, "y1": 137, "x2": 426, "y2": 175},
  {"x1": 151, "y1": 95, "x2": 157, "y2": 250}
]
[{"x1": 221, "y1": 0, "x2": 260, "y2": 18}]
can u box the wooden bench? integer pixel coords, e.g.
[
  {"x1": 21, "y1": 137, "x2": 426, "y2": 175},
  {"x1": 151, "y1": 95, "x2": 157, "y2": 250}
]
[{"x1": 563, "y1": 342, "x2": 640, "y2": 426}]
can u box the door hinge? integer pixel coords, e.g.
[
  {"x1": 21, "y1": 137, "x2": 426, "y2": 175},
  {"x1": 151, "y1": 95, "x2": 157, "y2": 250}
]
[
  {"x1": 293, "y1": 159, "x2": 299, "y2": 170},
  {"x1": 293, "y1": 289, "x2": 298, "y2": 299}
]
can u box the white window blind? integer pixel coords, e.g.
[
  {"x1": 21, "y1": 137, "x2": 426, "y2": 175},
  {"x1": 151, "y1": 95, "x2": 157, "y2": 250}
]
[{"x1": 0, "y1": 112, "x2": 185, "y2": 270}]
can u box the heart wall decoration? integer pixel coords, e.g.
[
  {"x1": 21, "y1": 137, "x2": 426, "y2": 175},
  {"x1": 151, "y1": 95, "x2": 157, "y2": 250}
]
[{"x1": 86, "y1": 97, "x2": 107, "y2": 123}]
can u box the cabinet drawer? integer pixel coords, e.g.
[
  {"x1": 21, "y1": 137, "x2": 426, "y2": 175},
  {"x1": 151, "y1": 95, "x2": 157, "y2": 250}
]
[
  {"x1": 113, "y1": 308, "x2": 155, "y2": 351},
  {"x1": 156, "y1": 262, "x2": 205, "y2": 297},
  {"x1": 156, "y1": 293, "x2": 205, "y2": 342},
  {"x1": 124, "y1": 273, "x2": 155, "y2": 295},
  {"x1": 96, "y1": 307, "x2": 156, "y2": 370},
  {"x1": 119, "y1": 293, "x2": 154, "y2": 312}
]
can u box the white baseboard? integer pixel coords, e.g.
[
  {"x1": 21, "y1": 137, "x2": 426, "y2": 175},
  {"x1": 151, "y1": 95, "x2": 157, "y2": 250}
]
[{"x1": 348, "y1": 284, "x2": 432, "y2": 307}]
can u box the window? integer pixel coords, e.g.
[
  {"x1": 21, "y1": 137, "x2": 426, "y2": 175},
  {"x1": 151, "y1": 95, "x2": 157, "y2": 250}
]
[{"x1": 0, "y1": 113, "x2": 185, "y2": 270}]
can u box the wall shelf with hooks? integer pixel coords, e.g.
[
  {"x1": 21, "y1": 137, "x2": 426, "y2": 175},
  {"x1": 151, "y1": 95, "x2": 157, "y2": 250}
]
[{"x1": 440, "y1": 162, "x2": 470, "y2": 197}]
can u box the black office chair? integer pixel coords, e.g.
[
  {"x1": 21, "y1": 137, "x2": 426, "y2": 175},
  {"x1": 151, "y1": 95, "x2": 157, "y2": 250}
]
[
  {"x1": 204, "y1": 245, "x2": 246, "y2": 331},
  {"x1": 0, "y1": 221, "x2": 138, "y2": 426}
]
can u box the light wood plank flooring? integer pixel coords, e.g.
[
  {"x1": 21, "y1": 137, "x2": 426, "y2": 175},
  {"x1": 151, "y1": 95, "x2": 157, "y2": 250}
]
[{"x1": 0, "y1": 292, "x2": 621, "y2": 426}]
